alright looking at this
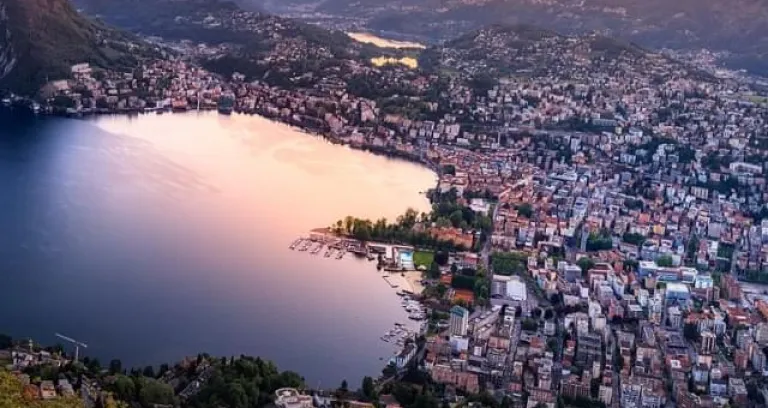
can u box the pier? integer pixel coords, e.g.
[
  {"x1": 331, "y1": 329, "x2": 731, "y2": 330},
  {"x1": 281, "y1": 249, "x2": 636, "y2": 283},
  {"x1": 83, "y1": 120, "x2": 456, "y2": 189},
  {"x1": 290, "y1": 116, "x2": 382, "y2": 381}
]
[
  {"x1": 382, "y1": 275, "x2": 399, "y2": 289},
  {"x1": 288, "y1": 236, "x2": 347, "y2": 260}
]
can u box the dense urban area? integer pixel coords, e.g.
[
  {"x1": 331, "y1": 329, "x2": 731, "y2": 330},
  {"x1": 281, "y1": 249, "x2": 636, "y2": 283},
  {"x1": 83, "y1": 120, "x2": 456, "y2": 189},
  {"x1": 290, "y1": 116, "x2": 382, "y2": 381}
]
[{"x1": 5, "y1": 0, "x2": 768, "y2": 408}]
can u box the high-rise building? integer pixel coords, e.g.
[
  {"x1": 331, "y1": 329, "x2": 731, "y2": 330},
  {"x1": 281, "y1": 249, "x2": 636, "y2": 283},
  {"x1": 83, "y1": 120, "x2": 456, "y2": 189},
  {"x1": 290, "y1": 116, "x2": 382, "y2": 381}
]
[
  {"x1": 450, "y1": 306, "x2": 470, "y2": 337},
  {"x1": 701, "y1": 331, "x2": 716, "y2": 355}
]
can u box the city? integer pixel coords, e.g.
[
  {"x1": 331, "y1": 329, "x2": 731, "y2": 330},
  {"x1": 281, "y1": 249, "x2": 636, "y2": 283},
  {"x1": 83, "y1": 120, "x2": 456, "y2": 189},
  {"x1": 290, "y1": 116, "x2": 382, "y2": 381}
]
[{"x1": 3, "y1": 0, "x2": 768, "y2": 408}]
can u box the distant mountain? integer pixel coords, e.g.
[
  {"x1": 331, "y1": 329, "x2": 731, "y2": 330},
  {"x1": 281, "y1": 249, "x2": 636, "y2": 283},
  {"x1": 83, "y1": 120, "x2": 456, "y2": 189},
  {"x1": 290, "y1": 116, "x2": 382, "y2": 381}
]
[
  {"x1": 255, "y1": 0, "x2": 768, "y2": 75},
  {"x1": 418, "y1": 23, "x2": 698, "y2": 79}
]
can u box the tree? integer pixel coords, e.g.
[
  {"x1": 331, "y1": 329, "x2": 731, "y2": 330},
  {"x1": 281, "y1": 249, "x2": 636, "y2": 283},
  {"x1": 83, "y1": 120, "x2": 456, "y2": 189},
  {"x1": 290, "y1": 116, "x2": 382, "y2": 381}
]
[
  {"x1": 137, "y1": 377, "x2": 175, "y2": 407},
  {"x1": 0, "y1": 334, "x2": 11, "y2": 350},
  {"x1": 142, "y1": 365, "x2": 155, "y2": 379},
  {"x1": 516, "y1": 203, "x2": 533, "y2": 218},
  {"x1": 434, "y1": 251, "x2": 449, "y2": 266},
  {"x1": 521, "y1": 318, "x2": 539, "y2": 331},
  {"x1": 544, "y1": 308, "x2": 554, "y2": 320},
  {"x1": 532, "y1": 307, "x2": 543, "y2": 319},
  {"x1": 436, "y1": 283, "x2": 448, "y2": 299},
  {"x1": 109, "y1": 359, "x2": 123, "y2": 375},
  {"x1": 428, "y1": 261, "x2": 441, "y2": 279},
  {"x1": 577, "y1": 257, "x2": 595, "y2": 276},
  {"x1": 110, "y1": 375, "x2": 136, "y2": 402},
  {"x1": 657, "y1": 255, "x2": 674, "y2": 267},
  {"x1": 361, "y1": 376, "x2": 375, "y2": 400},
  {"x1": 622, "y1": 232, "x2": 646, "y2": 246},
  {"x1": 515, "y1": 306, "x2": 522, "y2": 318}
]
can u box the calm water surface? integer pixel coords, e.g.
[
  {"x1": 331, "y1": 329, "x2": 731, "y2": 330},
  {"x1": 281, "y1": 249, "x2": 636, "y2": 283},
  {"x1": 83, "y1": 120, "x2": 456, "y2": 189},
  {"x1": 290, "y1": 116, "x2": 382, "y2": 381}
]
[{"x1": 0, "y1": 111, "x2": 435, "y2": 385}]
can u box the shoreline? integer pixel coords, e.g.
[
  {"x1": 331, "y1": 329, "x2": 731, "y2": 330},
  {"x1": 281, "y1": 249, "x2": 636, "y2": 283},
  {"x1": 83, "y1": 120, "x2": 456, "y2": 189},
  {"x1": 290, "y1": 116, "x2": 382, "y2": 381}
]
[{"x1": 5, "y1": 104, "x2": 442, "y2": 177}]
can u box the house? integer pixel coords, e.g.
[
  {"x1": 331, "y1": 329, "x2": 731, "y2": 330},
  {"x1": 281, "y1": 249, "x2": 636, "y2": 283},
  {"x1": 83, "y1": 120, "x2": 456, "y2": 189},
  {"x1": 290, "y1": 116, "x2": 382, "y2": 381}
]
[
  {"x1": 40, "y1": 381, "x2": 57, "y2": 399},
  {"x1": 392, "y1": 343, "x2": 416, "y2": 369}
]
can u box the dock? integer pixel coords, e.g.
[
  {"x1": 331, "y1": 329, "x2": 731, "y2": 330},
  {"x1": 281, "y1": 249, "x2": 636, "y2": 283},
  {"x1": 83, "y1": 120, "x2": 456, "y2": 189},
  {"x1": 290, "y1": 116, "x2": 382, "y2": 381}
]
[
  {"x1": 288, "y1": 236, "x2": 348, "y2": 260},
  {"x1": 382, "y1": 275, "x2": 399, "y2": 289},
  {"x1": 289, "y1": 238, "x2": 302, "y2": 250}
]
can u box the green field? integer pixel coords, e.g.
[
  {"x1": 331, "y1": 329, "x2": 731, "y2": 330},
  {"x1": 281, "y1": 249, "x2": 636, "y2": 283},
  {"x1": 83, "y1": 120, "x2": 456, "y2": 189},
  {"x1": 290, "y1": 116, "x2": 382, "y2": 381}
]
[
  {"x1": 745, "y1": 95, "x2": 768, "y2": 104},
  {"x1": 414, "y1": 250, "x2": 435, "y2": 268}
]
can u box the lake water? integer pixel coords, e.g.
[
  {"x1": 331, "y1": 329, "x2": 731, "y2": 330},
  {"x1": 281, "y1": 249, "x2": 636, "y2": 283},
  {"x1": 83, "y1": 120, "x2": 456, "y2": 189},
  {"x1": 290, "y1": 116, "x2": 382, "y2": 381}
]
[
  {"x1": 0, "y1": 110, "x2": 436, "y2": 386},
  {"x1": 346, "y1": 32, "x2": 426, "y2": 50}
]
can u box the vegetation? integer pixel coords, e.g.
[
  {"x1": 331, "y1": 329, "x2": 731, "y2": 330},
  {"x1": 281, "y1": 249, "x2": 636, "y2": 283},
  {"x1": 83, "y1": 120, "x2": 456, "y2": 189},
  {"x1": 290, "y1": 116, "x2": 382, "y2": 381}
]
[
  {"x1": 187, "y1": 356, "x2": 303, "y2": 408},
  {"x1": 622, "y1": 232, "x2": 646, "y2": 246},
  {"x1": 586, "y1": 230, "x2": 613, "y2": 251},
  {"x1": 332, "y1": 209, "x2": 466, "y2": 252},
  {"x1": 657, "y1": 255, "x2": 674, "y2": 267},
  {"x1": 516, "y1": 203, "x2": 534, "y2": 218},
  {"x1": 491, "y1": 251, "x2": 528, "y2": 276},
  {"x1": 428, "y1": 188, "x2": 493, "y2": 234},
  {"x1": 521, "y1": 318, "x2": 539, "y2": 331},
  {"x1": 576, "y1": 257, "x2": 595, "y2": 277},
  {"x1": 0, "y1": 370, "x2": 84, "y2": 408},
  {"x1": 0, "y1": 0, "x2": 159, "y2": 94},
  {"x1": 413, "y1": 251, "x2": 435, "y2": 268}
]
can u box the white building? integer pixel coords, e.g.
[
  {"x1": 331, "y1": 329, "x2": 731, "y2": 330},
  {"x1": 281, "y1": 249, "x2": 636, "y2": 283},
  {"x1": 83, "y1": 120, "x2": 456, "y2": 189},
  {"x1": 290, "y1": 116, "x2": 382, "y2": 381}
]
[
  {"x1": 491, "y1": 275, "x2": 527, "y2": 301},
  {"x1": 450, "y1": 306, "x2": 469, "y2": 337},
  {"x1": 275, "y1": 388, "x2": 313, "y2": 408},
  {"x1": 392, "y1": 343, "x2": 417, "y2": 369}
]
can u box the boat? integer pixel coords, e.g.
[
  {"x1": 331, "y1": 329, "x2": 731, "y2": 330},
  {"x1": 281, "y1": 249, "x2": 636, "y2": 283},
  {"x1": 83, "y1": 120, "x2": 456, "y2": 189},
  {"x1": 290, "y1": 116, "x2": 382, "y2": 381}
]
[
  {"x1": 349, "y1": 244, "x2": 368, "y2": 257},
  {"x1": 2, "y1": 98, "x2": 11, "y2": 106},
  {"x1": 289, "y1": 239, "x2": 302, "y2": 250},
  {"x1": 336, "y1": 250, "x2": 344, "y2": 260},
  {"x1": 299, "y1": 241, "x2": 312, "y2": 251},
  {"x1": 324, "y1": 248, "x2": 334, "y2": 257},
  {"x1": 310, "y1": 243, "x2": 323, "y2": 255}
]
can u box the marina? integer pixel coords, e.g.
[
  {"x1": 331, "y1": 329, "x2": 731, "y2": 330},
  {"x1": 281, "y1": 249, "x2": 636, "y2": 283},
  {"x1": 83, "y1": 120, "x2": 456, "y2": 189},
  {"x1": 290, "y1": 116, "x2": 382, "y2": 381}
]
[{"x1": 286, "y1": 235, "x2": 362, "y2": 260}]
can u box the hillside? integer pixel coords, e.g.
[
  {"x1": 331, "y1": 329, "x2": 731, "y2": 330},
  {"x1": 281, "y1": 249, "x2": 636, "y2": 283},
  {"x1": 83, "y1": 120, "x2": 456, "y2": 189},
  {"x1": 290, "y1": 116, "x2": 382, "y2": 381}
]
[
  {"x1": 0, "y1": 0, "x2": 157, "y2": 95},
  {"x1": 256, "y1": 0, "x2": 768, "y2": 75},
  {"x1": 71, "y1": 0, "x2": 400, "y2": 88},
  {"x1": 419, "y1": 24, "x2": 685, "y2": 80}
]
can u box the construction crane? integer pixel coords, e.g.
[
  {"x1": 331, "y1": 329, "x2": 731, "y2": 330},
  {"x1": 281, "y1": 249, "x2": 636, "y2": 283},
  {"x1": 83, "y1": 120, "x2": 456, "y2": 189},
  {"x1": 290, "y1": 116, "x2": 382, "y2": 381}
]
[{"x1": 55, "y1": 333, "x2": 88, "y2": 362}]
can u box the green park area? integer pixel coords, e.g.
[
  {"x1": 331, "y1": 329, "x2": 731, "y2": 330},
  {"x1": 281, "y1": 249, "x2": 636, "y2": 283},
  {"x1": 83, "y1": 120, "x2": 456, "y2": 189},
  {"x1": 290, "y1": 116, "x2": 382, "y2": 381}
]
[{"x1": 413, "y1": 250, "x2": 435, "y2": 268}]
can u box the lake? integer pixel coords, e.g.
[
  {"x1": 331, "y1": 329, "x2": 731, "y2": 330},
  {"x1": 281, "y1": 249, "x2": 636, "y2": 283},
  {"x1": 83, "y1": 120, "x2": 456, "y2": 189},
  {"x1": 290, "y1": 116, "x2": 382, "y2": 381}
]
[
  {"x1": 346, "y1": 32, "x2": 426, "y2": 50},
  {"x1": 0, "y1": 110, "x2": 436, "y2": 386}
]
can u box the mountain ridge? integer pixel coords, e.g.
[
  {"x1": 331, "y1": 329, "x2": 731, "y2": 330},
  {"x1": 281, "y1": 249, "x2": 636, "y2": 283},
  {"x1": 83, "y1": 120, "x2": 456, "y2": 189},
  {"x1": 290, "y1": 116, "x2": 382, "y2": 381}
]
[
  {"x1": 0, "y1": 0, "x2": 156, "y2": 94},
  {"x1": 253, "y1": 0, "x2": 768, "y2": 75}
]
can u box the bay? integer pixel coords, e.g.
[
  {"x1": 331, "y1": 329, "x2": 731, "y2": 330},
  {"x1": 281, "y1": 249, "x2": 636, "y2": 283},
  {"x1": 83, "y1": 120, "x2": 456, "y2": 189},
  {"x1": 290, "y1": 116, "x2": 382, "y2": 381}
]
[{"x1": 0, "y1": 110, "x2": 436, "y2": 386}]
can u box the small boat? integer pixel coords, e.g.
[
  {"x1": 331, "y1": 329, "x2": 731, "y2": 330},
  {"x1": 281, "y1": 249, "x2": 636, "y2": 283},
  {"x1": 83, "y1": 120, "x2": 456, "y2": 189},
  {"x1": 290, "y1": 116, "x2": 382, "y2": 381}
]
[
  {"x1": 289, "y1": 239, "x2": 302, "y2": 250},
  {"x1": 310, "y1": 243, "x2": 323, "y2": 255},
  {"x1": 336, "y1": 250, "x2": 344, "y2": 260}
]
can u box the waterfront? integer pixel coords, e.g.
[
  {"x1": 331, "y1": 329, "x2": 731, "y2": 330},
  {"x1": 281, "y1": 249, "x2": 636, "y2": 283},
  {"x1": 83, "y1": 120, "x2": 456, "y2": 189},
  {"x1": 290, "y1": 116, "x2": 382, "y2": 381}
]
[
  {"x1": 0, "y1": 110, "x2": 436, "y2": 385},
  {"x1": 346, "y1": 32, "x2": 426, "y2": 49}
]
